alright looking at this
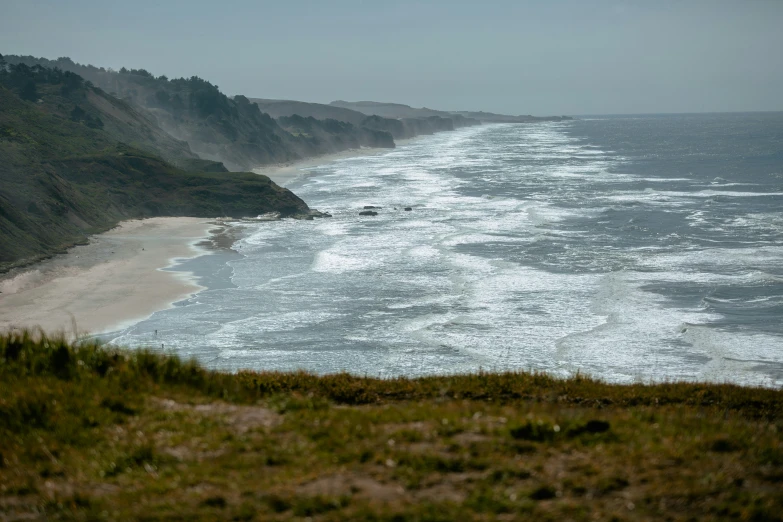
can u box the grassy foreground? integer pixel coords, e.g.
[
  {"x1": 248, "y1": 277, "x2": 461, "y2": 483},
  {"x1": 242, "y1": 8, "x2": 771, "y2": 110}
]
[{"x1": 1, "y1": 332, "x2": 781, "y2": 521}]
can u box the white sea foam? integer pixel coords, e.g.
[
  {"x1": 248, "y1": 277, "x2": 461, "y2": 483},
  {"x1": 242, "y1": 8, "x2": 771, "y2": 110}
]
[
  {"x1": 112, "y1": 119, "x2": 783, "y2": 386},
  {"x1": 312, "y1": 250, "x2": 381, "y2": 273}
]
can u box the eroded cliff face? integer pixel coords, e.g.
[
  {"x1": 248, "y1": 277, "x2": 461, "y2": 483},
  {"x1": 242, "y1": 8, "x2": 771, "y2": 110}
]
[
  {"x1": 360, "y1": 115, "x2": 410, "y2": 139},
  {"x1": 276, "y1": 115, "x2": 394, "y2": 155}
]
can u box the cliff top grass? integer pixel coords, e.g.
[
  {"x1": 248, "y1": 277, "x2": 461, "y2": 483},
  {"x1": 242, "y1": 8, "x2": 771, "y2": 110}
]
[{"x1": 1, "y1": 331, "x2": 782, "y2": 521}]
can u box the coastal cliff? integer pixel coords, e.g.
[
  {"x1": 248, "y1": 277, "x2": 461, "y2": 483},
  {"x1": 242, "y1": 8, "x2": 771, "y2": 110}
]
[
  {"x1": 253, "y1": 98, "x2": 481, "y2": 141},
  {"x1": 3, "y1": 56, "x2": 400, "y2": 172},
  {"x1": 0, "y1": 54, "x2": 574, "y2": 271},
  {"x1": 452, "y1": 110, "x2": 572, "y2": 123},
  {"x1": 277, "y1": 115, "x2": 395, "y2": 152},
  {"x1": 0, "y1": 61, "x2": 308, "y2": 272},
  {"x1": 331, "y1": 100, "x2": 569, "y2": 126}
]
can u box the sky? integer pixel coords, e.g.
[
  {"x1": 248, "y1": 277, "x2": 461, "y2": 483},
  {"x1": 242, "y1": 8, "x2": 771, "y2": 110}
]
[{"x1": 2, "y1": 0, "x2": 782, "y2": 115}]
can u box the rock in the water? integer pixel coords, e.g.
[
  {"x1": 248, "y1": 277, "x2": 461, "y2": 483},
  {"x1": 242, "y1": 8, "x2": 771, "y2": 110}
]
[
  {"x1": 404, "y1": 207, "x2": 413, "y2": 211},
  {"x1": 363, "y1": 205, "x2": 382, "y2": 209},
  {"x1": 359, "y1": 211, "x2": 378, "y2": 216}
]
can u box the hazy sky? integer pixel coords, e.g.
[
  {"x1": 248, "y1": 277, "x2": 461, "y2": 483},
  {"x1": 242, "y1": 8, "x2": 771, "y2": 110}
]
[{"x1": 2, "y1": 0, "x2": 782, "y2": 115}]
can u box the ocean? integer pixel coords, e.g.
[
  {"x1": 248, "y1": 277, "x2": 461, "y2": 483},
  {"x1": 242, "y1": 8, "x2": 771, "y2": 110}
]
[{"x1": 109, "y1": 113, "x2": 783, "y2": 387}]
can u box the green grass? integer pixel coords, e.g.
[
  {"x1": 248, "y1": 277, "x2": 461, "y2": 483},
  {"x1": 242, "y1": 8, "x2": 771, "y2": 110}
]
[{"x1": 1, "y1": 331, "x2": 782, "y2": 521}]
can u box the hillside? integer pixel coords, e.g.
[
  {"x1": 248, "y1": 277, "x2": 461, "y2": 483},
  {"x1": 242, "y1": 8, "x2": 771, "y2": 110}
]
[
  {"x1": 331, "y1": 100, "x2": 452, "y2": 119},
  {"x1": 0, "y1": 62, "x2": 309, "y2": 272},
  {"x1": 3, "y1": 56, "x2": 572, "y2": 173},
  {"x1": 1, "y1": 331, "x2": 782, "y2": 520},
  {"x1": 252, "y1": 98, "x2": 484, "y2": 141},
  {"x1": 250, "y1": 98, "x2": 479, "y2": 141},
  {"x1": 4, "y1": 56, "x2": 396, "y2": 171},
  {"x1": 251, "y1": 99, "x2": 369, "y2": 127},
  {"x1": 277, "y1": 115, "x2": 394, "y2": 151},
  {"x1": 331, "y1": 100, "x2": 570, "y2": 124},
  {"x1": 452, "y1": 110, "x2": 573, "y2": 123},
  {"x1": 0, "y1": 61, "x2": 227, "y2": 173},
  {"x1": 330, "y1": 100, "x2": 481, "y2": 139}
]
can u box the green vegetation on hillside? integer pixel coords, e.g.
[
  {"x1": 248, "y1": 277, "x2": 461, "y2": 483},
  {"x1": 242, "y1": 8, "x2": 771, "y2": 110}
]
[
  {"x1": 250, "y1": 98, "x2": 480, "y2": 141},
  {"x1": 3, "y1": 56, "x2": 397, "y2": 171},
  {"x1": 1, "y1": 331, "x2": 781, "y2": 521},
  {"x1": 0, "y1": 59, "x2": 206, "y2": 169},
  {"x1": 250, "y1": 99, "x2": 373, "y2": 127},
  {"x1": 0, "y1": 60, "x2": 308, "y2": 272}
]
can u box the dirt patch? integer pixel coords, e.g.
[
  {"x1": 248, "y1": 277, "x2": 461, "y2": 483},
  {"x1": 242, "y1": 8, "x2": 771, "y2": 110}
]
[
  {"x1": 402, "y1": 441, "x2": 443, "y2": 454},
  {"x1": 297, "y1": 473, "x2": 405, "y2": 502},
  {"x1": 0, "y1": 507, "x2": 39, "y2": 521},
  {"x1": 185, "y1": 482, "x2": 220, "y2": 496},
  {"x1": 87, "y1": 483, "x2": 121, "y2": 497},
  {"x1": 0, "y1": 495, "x2": 30, "y2": 510},
  {"x1": 162, "y1": 445, "x2": 227, "y2": 462},
  {"x1": 153, "y1": 398, "x2": 281, "y2": 434},
  {"x1": 383, "y1": 421, "x2": 431, "y2": 434},
  {"x1": 36, "y1": 479, "x2": 121, "y2": 502},
  {"x1": 452, "y1": 432, "x2": 491, "y2": 445},
  {"x1": 415, "y1": 483, "x2": 466, "y2": 503}
]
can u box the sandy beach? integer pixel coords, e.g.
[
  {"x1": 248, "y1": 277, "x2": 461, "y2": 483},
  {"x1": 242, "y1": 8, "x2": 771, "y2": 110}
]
[
  {"x1": 0, "y1": 145, "x2": 408, "y2": 339},
  {"x1": 0, "y1": 217, "x2": 216, "y2": 337}
]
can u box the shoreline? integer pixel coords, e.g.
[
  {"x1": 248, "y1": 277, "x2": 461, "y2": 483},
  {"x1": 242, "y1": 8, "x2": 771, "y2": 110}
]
[
  {"x1": 0, "y1": 217, "x2": 218, "y2": 337},
  {"x1": 0, "y1": 140, "x2": 418, "y2": 339},
  {"x1": 254, "y1": 139, "x2": 418, "y2": 187}
]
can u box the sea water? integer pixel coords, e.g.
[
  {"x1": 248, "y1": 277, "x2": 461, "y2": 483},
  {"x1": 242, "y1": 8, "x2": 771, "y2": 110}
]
[{"x1": 109, "y1": 113, "x2": 783, "y2": 387}]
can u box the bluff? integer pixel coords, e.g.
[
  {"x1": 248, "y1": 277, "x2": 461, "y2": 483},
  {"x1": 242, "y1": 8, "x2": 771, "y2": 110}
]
[
  {"x1": 330, "y1": 100, "x2": 453, "y2": 119},
  {"x1": 0, "y1": 60, "x2": 308, "y2": 272},
  {"x1": 250, "y1": 99, "x2": 369, "y2": 127},
  {"x1": 250, "y1": 98, "x2": 406, "y2": 143},
  {"x1": 330, "y1": 100, "x2": 481, "y2": 139},
  {"x1": 277, "y1": 115, "x2": 394, "y2": 152},
  {"x1": 3, "y1": 56, "x2": 396, "y2": 171},
  {"x1": 331, "y1": 100, "x2": 569, "y2": 125},
  {"x1": 452, "y1": 110, "x2": 572, "y2": 123},
  {"x1": 250, "y1": 98, "x2": 471, "y2": 141}
]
